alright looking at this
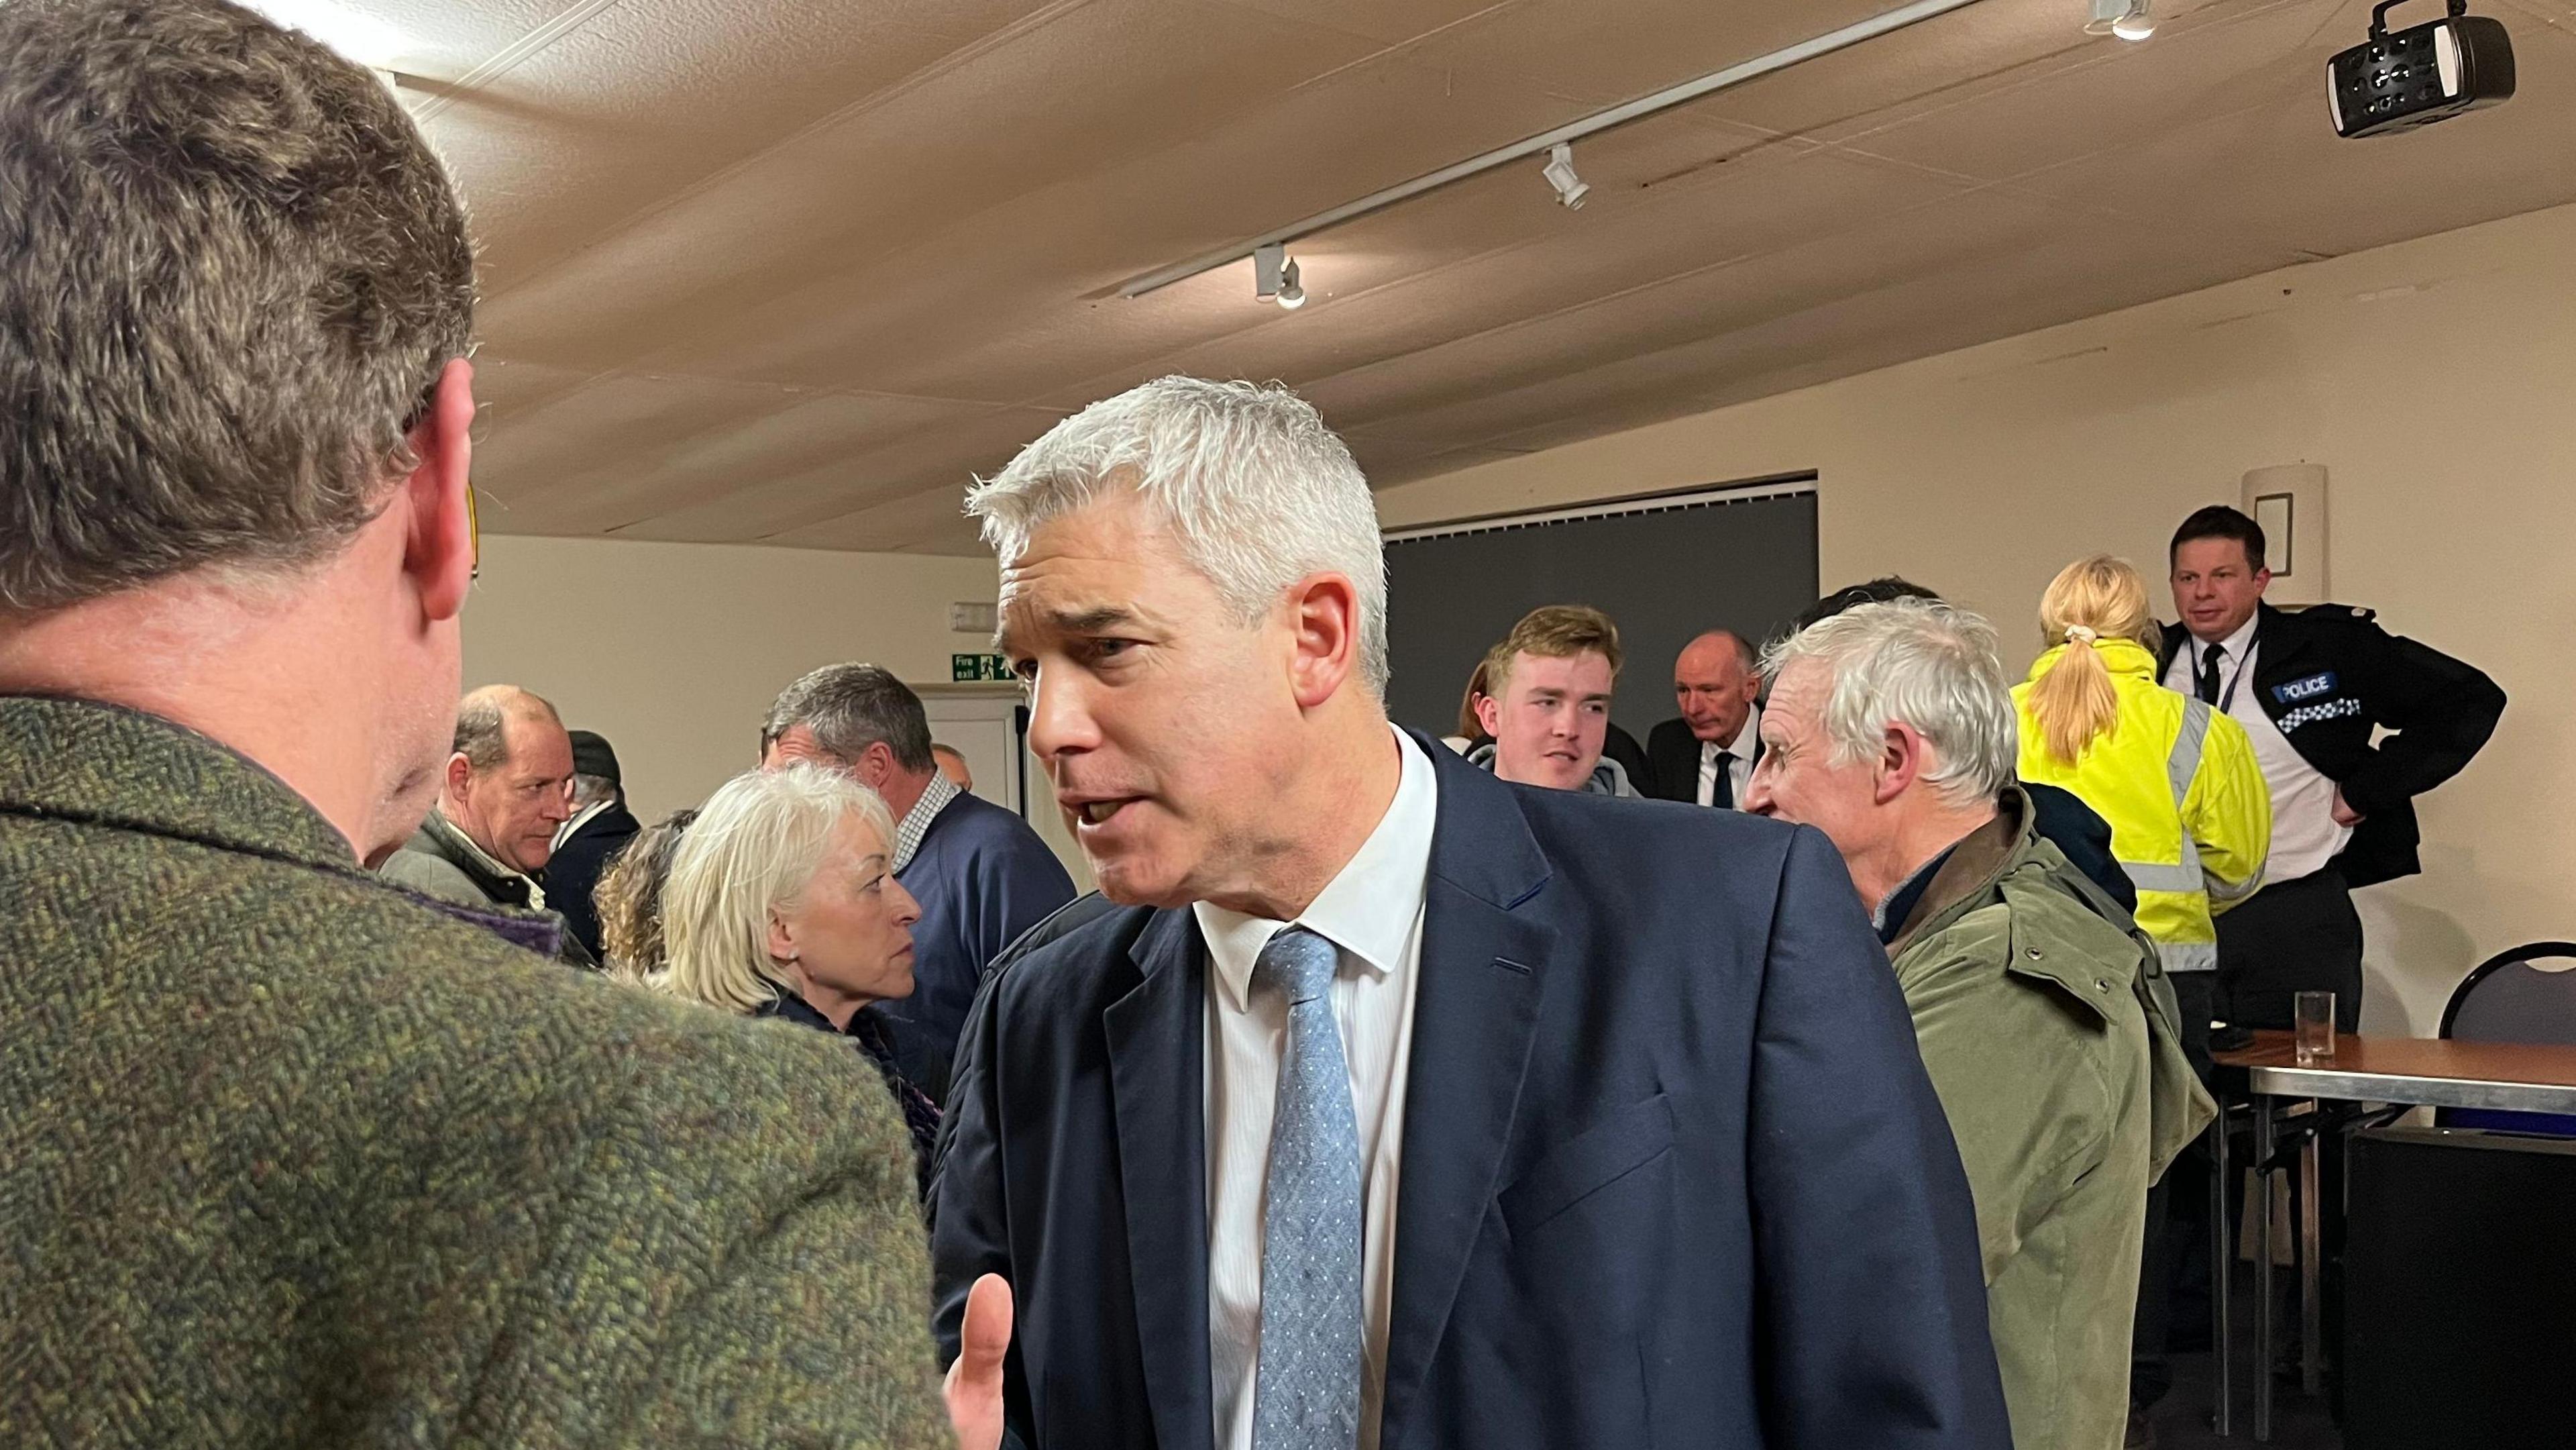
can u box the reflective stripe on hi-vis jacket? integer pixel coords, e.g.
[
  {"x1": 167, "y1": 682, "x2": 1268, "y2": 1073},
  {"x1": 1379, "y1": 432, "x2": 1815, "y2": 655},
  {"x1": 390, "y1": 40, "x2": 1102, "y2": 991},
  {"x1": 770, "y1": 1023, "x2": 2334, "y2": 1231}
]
[{"x1": 2013, "y1": 638, "x2": 2272, "y2": 972}]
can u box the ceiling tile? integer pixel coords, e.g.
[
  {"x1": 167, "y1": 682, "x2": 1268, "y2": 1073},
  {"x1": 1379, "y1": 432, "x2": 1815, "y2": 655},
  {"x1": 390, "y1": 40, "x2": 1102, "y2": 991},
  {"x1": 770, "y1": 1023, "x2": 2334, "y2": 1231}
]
[{"x1": 406, "y1": 0, "x2": 2576, "y2": 550}]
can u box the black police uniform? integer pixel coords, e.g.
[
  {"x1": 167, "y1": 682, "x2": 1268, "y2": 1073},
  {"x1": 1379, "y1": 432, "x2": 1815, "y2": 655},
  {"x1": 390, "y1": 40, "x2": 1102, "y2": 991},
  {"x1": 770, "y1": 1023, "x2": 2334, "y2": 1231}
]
[{"x1": 2157, "y1": 601, "x2": 2504, "y2": 1029}]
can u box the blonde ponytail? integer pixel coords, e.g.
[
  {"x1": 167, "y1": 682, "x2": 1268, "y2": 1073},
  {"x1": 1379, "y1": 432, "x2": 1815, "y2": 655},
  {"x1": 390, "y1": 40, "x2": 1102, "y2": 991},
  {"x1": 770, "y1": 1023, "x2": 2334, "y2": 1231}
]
[
  {"x1": 2030, "y1": 635, "x2": 2118, "y2": 764},
  {"x1": 2031, "y1": 554, "x2": 2154, "y2": 765}
]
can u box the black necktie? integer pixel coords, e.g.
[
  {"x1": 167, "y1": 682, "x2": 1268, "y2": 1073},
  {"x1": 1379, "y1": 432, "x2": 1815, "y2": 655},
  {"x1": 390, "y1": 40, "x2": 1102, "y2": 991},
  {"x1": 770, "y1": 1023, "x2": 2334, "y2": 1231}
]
[
  {"x1": 1709, "y1": 748, "x2": 1735, "y2": 810},
  {"x1": 2196, "y1": 643, "x2": 2226, "y2": 706}
]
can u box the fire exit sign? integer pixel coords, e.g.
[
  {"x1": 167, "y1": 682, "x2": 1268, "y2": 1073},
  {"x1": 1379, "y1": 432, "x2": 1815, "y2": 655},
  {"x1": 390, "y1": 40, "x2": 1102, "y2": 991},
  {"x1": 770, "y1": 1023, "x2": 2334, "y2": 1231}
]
[{"x1": 951, "y1": 653, "x2": 1014, "y2": 682}]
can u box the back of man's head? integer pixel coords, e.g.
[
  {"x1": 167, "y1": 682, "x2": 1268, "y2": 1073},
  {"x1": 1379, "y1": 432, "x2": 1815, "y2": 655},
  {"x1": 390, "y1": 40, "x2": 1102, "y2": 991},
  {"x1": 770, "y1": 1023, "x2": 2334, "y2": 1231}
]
[
  {"x1": 0, "y1": 0, "x2": 478, "y2": 866},
  {"x1": 760, "y1": 664, "x2": 934, "y2": 776},
  {"x1": 0, "y1": 0, "x2": 474, "y2": 613},
  {"x1": 1796, "y1": 576, "x2": 1943, "y2": 631}
]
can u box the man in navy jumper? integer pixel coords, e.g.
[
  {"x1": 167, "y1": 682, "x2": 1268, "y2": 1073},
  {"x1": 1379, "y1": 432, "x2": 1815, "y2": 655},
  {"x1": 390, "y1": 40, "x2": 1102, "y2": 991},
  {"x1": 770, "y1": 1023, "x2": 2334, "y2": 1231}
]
[{"x1": 763, "y1": 664, "x2": 1077, "y2": 1104}]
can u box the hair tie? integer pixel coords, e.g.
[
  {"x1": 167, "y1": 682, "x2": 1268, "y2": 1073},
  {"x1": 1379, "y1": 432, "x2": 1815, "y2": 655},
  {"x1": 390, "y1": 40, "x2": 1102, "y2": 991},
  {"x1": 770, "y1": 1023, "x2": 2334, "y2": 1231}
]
[{"x1": 2065, "y1": 625, "x2": 2098, "y2": 645}]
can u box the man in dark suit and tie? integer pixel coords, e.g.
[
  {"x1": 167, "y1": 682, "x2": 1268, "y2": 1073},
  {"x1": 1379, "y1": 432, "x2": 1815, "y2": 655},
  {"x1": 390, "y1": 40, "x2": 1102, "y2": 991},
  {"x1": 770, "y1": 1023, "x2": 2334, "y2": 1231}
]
[
  {"x1": 1645, "y1": 629, "x2": 1762, "y2": 807},
  {"x1": 547, "y1": 729, "x2": 641, "y2": 962},
  {"x1": 932, "y1": 376, "x2": 2010, "y2": 1450}
]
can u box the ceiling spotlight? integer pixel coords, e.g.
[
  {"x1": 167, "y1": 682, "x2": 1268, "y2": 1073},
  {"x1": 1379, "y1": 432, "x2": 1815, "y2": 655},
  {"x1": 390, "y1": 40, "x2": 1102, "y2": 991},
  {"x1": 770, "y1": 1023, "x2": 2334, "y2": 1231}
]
[
  {"x1": 2086, "y1": 0, "x2": 2153, "y2": 40},
  {"x1": 1541, "y1": 143, "x2": 1589, "y2": 209},
  {"x1": 1276, "y1": 257, "x2": 1306, "y2": 309}
]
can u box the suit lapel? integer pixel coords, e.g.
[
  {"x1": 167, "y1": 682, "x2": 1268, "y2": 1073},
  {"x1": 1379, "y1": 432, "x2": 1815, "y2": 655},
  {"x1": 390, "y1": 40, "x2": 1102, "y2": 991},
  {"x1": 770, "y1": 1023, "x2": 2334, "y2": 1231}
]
[
  {"x1": 1379, "y1": 745, "x2": 1555, "y2": 1449},
  {"x1": 1106, "y1": 909, "x2": 1216, "y2": 1450}
]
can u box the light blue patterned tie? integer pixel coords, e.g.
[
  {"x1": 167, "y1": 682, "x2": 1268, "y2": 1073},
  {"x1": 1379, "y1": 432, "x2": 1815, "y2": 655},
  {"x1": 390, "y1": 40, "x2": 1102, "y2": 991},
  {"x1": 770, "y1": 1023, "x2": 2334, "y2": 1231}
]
[{"x1": 1250, "y1": 925, "x2": 1363, "y2": 1450}]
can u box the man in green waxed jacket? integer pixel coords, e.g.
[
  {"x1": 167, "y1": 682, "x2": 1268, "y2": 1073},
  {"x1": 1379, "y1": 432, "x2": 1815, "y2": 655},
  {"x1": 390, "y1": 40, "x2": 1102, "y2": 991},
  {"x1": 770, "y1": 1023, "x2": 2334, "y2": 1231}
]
[
  {"x1": 1750, "y1": 600, "x2": 2214, "y2": 1450},
  {"x1": 0, "y1": 3, "x2": 960, "y2": 1445}
]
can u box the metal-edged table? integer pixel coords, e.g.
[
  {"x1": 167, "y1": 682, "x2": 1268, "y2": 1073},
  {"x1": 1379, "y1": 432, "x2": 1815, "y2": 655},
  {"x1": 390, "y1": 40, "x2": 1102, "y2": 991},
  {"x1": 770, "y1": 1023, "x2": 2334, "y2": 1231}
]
[{"x1": 2208, "y1": 1031, "x2": 2576, "y2": 1440}]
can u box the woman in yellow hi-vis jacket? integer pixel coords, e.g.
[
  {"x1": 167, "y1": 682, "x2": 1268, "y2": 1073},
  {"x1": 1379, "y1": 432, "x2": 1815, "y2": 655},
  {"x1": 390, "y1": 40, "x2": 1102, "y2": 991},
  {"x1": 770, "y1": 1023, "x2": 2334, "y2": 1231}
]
[
  {"x1": 2015, "y1": 556, "x2": 2271, "y2": 974},
  {"x1": 2015, "y1": 554, "x2": 2271, "y2": 1440}
]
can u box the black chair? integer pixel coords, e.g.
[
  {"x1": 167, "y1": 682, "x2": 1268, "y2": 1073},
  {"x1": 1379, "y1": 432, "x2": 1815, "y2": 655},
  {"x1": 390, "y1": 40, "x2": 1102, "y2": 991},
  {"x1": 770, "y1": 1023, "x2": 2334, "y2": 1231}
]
[{"x1": 2436, "y1": 941, "x2": 2576, "y2": 1136}]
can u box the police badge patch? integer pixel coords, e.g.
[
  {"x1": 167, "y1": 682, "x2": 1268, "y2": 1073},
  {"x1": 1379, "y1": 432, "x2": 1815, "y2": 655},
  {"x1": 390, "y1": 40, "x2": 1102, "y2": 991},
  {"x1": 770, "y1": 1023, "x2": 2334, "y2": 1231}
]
[{"x1": 2273, "y1": 672, "x2": 2339, "y2": 704}]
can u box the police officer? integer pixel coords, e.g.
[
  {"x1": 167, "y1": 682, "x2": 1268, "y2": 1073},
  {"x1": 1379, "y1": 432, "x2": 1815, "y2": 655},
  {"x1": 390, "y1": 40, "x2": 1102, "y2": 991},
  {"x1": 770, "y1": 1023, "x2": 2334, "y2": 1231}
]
[{"x1": 2161, "y1": 505, "x2": 2505, "y2": 1031}]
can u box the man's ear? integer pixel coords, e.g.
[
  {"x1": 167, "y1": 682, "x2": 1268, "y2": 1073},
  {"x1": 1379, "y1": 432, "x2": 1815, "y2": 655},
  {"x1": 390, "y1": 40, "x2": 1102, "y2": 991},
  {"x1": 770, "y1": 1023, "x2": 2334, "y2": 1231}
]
[
  {"x1": 441, "y1": 751, "x2": 473, "y2": 803},
  {"x1": 766, "y1": 905, "x2": 799, "y2": 966},
  {"x1": 1284, "y1": 572, "x2": 1362, "y2": 711},
  {"x1": 400, "y1": 357, "x2": 478, "y2": 624},
  {"x1": 1474, "y1": 691, "x2": 1503, "y2": 740},
  {"x1": 1873, "y1": 721, "x2": 1925, "y2": 805},
  {"x1": 862, "y1": 741, "x2": 899, "y2": 788}
]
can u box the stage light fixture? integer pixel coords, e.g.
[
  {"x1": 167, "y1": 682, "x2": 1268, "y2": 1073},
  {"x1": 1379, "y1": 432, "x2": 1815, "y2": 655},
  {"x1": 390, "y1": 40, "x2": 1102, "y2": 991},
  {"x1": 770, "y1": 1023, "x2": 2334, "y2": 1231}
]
[
  {"x1": 1541, "y1": 144, "x2": 1589, "y2": 209},
  {"x1": 1277, "y1": 258, "x2": 1306, "y2": 309},
  {"x1": 2329, "y1": 0, "x2": 2514, "y2": 138}
]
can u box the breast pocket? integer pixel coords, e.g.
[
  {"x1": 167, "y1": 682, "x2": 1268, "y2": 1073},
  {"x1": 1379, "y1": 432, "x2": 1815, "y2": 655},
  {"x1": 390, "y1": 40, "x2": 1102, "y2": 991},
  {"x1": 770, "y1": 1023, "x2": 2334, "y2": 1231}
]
[{"x1": 1501, "y1": 1093, "x2": 1676, "y2": 1236}]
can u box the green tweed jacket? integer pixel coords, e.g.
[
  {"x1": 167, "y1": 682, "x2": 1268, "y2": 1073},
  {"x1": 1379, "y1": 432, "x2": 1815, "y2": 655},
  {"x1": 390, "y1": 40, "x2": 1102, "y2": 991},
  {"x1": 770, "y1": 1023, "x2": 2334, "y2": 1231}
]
[{"x1": 0, "y1": 696, "x2": 949, "y2": 1448}]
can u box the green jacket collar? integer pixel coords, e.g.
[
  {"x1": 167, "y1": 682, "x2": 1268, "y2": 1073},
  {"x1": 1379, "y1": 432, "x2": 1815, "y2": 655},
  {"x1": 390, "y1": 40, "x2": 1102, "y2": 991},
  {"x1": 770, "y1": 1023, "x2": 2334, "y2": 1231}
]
[
  {"x1": 1886, "y1": 780, "x2": 2214, "y2": 1176},
  {"x1": 0, "y1": 695, "x2": 362, "y2": 875}
]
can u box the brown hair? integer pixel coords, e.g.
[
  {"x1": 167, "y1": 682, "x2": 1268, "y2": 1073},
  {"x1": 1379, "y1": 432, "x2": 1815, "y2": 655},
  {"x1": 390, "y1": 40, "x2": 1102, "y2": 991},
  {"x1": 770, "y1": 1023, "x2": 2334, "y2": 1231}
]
[
  {"x1": 1454, "y1": 657, "x2": 1493, "y2": 741},
  {"x1": 1485, "y1": 605, "x2": 1625, "y2": 696},
  {"x1": 597, "y1": 808, "x2": 698, "y2": 982},
  {"x1": 2028, "y1": 555, "x2": 2159, "y2": 765},
  {"x1": 0, "y1": 0, "x2": 476, "y2": 614}
]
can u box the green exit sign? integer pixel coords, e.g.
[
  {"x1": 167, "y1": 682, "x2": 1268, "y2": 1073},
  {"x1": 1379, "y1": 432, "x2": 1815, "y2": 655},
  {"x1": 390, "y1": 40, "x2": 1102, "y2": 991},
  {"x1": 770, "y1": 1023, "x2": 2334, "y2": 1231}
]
[{"x1": 951, "y1": 653, "x2": 1013, "y2": 682}]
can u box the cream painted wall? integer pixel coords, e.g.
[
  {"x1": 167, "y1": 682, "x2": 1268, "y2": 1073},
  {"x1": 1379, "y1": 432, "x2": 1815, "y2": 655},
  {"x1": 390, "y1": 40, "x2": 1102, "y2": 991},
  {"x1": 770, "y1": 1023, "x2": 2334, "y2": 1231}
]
[
  {"x1": 1378, "y1": 200, "x2": 2576, "y2": 1037},
  {"x1": 462, "y1": 535, "x2": 1002, "y2": 824}
]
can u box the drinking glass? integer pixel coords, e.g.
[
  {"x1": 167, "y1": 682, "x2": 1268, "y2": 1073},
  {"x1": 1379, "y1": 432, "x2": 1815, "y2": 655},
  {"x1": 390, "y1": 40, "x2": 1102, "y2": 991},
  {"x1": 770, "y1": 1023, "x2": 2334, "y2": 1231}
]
[{"x1": 2294, "y1": 990, "x2": 2337, "y2": 1064}]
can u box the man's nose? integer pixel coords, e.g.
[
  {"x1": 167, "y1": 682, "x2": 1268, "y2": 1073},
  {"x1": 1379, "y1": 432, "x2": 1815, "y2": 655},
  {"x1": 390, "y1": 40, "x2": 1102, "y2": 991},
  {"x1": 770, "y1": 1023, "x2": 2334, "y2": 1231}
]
[
  {"x1": 1741, "y1": 769, "x2": 1776, "y2": 815},
  {"x1": 1024, "y1": 666, "x2": 1099, "y2": 764}
]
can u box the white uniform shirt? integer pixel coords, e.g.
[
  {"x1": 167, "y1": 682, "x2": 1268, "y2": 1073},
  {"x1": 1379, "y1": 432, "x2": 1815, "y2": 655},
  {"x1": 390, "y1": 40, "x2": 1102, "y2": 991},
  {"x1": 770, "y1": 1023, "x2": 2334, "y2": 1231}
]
[
  {"x1": 2166, "y1": 616, "x2": 2352, "y2": 883},
  {"x1": 1195, "y1": 727, "x2": 1436, "y2": 1450},
  {"x1": 1696, "y1": 705, "x2": 1762, "y2": 809}
]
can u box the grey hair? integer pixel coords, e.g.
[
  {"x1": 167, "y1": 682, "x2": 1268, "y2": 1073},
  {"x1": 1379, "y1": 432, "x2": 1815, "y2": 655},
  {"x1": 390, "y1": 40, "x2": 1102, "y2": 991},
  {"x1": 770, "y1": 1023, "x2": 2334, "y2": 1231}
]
[
  {"x1": 451, "y1": 685, "x2": 560, "y2": 772},
  {"x1": 1759, "y1": 599, "x2": 2019, "y2": 809},
  {"x1": 655, "y1": 765, "x2": 896, "y2": 1017},
  {"x1": 570, "y1": 773, "x2": 619, "y2": 811},
  {"x1": 966, "y1": 376, "x2": 1390, "y2": 696},
  {"x1": 759, "y1": 663, "x2": 932, "y2": 772}
]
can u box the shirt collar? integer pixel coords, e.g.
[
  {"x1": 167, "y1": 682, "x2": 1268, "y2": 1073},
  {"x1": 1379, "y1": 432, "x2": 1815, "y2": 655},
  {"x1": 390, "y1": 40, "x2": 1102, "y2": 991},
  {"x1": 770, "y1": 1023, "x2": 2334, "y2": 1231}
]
[
  {"x1": 1702, "y1": 703, "x2": 1761, "y2": 761},
  {"x1": 555, "y1": 797, "x2": 612, "y2": 851},
  {"x1": 893, "y1": 772, "x2": 963, "y2": 872},
  {"x1": 1195, "y1": 725, "x2": 1439, "y2": 1014},
  {"x1": 2198, "y1": 613, "x2": 2259, "y2": 664}
]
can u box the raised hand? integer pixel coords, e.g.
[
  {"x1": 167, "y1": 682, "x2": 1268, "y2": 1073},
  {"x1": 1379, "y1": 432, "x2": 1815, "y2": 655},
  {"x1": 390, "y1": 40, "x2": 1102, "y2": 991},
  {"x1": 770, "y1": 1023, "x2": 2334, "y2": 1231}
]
[{"x1": 945, "y1": 1274, "x2": 1014, "y2": 1450}]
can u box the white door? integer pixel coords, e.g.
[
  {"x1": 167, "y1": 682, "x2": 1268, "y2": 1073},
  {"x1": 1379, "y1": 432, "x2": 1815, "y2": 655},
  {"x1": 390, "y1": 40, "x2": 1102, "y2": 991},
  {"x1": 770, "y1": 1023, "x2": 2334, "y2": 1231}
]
[{"x1": 916, "y1": 685, "x2": 1093, "y2": 892}]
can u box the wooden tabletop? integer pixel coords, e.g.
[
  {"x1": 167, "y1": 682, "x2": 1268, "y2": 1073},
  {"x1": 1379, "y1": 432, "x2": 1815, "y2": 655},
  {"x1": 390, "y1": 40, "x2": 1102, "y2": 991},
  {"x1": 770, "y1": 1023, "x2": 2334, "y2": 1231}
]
[{"x1": 2213, "y1": 1030, "x2": 2576, "y2": 1112}]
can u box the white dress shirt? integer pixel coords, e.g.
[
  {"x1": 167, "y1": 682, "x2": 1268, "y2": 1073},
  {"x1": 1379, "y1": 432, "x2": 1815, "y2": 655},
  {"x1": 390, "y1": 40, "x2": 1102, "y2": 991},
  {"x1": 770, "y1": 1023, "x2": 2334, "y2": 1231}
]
[
  {"x1": 1195, "y1": 727, "x2": 1436, "y2": 1450},
  {"x1": 1696, "y1": 704, "x2": 1761, "y2": 809},
  {"x1": 2166, "y1": 615, "x2": 2352, "y2": 882}
]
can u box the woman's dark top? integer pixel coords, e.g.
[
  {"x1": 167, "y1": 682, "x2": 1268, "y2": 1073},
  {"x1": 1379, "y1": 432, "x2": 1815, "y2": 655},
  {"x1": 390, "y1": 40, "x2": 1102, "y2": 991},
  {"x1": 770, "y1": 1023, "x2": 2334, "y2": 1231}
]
[{"x1": 756, "y1": 992, "x2": 942, "y2": 1201}]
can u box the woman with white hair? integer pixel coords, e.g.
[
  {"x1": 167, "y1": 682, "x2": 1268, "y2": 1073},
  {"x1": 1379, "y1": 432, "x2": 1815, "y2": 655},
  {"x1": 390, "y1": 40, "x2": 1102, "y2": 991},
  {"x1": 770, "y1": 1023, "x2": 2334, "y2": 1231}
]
[{"x1": 656, "y1": 764, "x2": 939, "y2": 1196}]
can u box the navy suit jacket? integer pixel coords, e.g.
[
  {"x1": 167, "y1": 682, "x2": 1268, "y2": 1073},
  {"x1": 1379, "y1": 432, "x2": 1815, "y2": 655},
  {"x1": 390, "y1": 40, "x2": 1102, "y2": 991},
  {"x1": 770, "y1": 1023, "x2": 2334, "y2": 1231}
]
[
  {"x1": 881, "y1": 790, "x2": 1077, "y2": 1105},
  {"x1": 929, "y1": 735, "x2": 2009, "y2": 1450},
  {"x1": 543, "y1": 802, "x2": 639, "y2": 964}
]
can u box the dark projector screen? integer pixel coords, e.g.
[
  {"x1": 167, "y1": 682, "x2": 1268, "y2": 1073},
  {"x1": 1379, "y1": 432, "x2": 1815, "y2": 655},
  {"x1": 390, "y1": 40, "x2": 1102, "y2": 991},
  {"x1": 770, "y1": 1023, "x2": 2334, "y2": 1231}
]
[{"x1": 1383, "y1": 486, "x2": 1819, "y2": 747}]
